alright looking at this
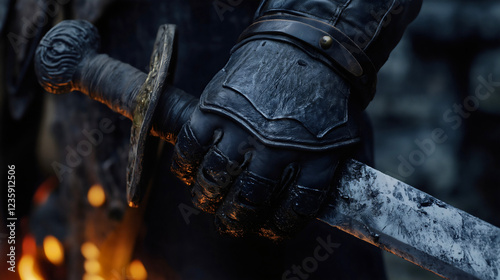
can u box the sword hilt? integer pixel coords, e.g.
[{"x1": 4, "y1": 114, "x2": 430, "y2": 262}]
[
  {"x1": 35, "y1": 20, "x2": 197, "y2": 207},
  {"x1": 35, "y1": 20, "x2": 197, "y2": 132}
]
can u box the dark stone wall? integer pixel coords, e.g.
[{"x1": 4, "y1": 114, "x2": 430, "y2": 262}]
[{"x1": 368, "y1": 0, "x2": 500, "y2": 227}]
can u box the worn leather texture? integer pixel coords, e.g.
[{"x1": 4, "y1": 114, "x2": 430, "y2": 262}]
[
  {"x1": 236, "y1": 14, "x2": 378, "y2": 109},
  {"x1": 171, "y1": 0, "x2": 423, "y2": 240},
  {"x1": 201, "y1": 39, "x2": 359, "y2": 151},
  {"x1": 198, "y1": 0, "x2": 422, "y2": 151},
  {"x1": 255, "y1": 0, "x2": 423, "y2": 70}
]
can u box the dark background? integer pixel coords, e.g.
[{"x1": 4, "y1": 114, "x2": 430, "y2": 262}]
[
  {"x1": 0, "y1": 0, "x2": 499, "y2": 279},
  {"x1": 370, "y1": 1, "x2": 500, "y2": 277}
]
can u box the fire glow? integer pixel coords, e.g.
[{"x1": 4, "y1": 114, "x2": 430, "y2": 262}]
[
  {"x1": 128, "y1": 260, "x2": 147, "y2": 280},
  {"x1": 19, "y1": 235, "x2": 44, "y2": 280},
  {"x1": 81, "y1": 242, "x2": 103, "y2": 280},
  {"x1": 43, "y1": 235, "x2": 64, "y2": 266},
  {"x1": 87, "y1": 184, "x2": 106, "y2": 207}
]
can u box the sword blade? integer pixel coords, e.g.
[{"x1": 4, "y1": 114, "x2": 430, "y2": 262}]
[{"x1": 318, "y1": 159, "x2": 500, "y2": 280}]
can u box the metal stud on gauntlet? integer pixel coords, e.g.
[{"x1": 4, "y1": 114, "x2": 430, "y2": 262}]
[{"x1": 171, "y1": 0, "x2": 422, "y2": 240}]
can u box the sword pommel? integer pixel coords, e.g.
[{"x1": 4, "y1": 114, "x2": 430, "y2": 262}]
[
  {"x1": 35, "y1": 20, "x2": 100, "y2": 95},
  {"x1": 35, "y1": 20, "x2": 150, "y2": 121}
]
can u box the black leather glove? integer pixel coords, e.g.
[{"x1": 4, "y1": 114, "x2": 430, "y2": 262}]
[{"x1": 172, "y1": 0, "x2": 422, "y2": 240}]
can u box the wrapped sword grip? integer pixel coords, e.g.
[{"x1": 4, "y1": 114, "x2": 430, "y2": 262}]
[{"x1": 35, "y1": 20, "x2": 197, "y2": 142}]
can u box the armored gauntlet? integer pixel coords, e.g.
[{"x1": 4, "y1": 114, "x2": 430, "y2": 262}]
[{"x1": 172, "y1": 0, "x2": 422, "y2": 239}]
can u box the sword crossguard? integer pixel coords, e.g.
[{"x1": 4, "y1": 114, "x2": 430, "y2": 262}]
[{"x1": 35, "y1": 20, "x2": 197, "y2": 207}]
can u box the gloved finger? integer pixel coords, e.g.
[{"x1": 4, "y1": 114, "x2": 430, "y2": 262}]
[
  {"x1": 215, "y1": 147, "x2": 294, "y2": 236},
  {"x1": 190, "y1": 125, "x2": 248, "y2": 213},
  {"x1": 261, "y1": 154, "x2": 340, "y2": 239},
  {"x1": 170, "y1": 110, "x2": 219, "y2": 185},
  {"x1": 171, "y1": 122, "x2": 207, "y2": 185}
]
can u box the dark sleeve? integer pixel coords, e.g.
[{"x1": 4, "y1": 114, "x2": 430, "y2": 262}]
[{"x1": 254, "y1": 0, "x2": 423, "y2": 70}]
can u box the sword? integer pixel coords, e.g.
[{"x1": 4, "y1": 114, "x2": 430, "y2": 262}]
[
  {"x1": 322, "y1": 160, "x2": 500, "y2": 280},
  {"x1": 35, "y1": 20, "x2": 500, "y2": 280}
]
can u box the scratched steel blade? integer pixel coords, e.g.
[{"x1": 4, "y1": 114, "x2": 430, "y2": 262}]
[{"x1": 318, "y1": 159, "x2": 500, "y2": 280}]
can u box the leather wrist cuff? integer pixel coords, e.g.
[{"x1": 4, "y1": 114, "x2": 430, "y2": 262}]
[{"x1": 234, "y1": 14, "x2": 377, "y2": 110}]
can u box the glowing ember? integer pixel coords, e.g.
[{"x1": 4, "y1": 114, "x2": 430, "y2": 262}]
[
  {"x1": 84, "y1": 260, "x2": 101, "y2": 274},
  {"x1": 81, "y1": 242, "x2": 100, "y2": 260},
  {"x1": 19, "y1": 255, "x2": 44, "y2": 280},
  {"x1": 82, "y1": 274, "x2": 105, "y2": 280},
  {"x1": 22, "y1": 235, "x2": 37, "y2": 256},
  {"x1": 33, "y1": 176, "x2": 57, "y2": 205},
  {"x1": 128, "y1": 260, "x2": 147, "y2": 280},
  {"x1": 87, "y1": 184, "x2": 106, "y2": 207},
  {"x1": 43, "y1": 235, "x2": 64, "y2": 266},
  {"x1": 82, "y1": 242, "x2": 102, "y2": 279}
]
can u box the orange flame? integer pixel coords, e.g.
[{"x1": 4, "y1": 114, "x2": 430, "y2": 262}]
[
  {"x1": 82, "y1": 274, "x2": 105, "y2": 280},
  {"x1": 87, "y1": 184, "x2": 106, "y2": 207},
  {"x1": 82, "y1": 242, "x2": 103, "y2": 279},
  {"x1": 19, "y1": 235, "x2": 44, "y2": 280},
  {"x1": 128, "y1": 260, "x2": 147, "y2": 280},
  {"x1": 43, "y1": 235, "x2": 64, "y2": 266},
  {"x1": 81, "y1": 242, "x2": 100, "y2": 260},
  {"x1": 22, "y1": 235, "x2": 37, "y2": 256},
  {"x1": 33, "y1": 177, "x2": 57, "y2": 205},
  {"x1": 19, "y1": 255, "x2": 44, "y2": 280}
]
